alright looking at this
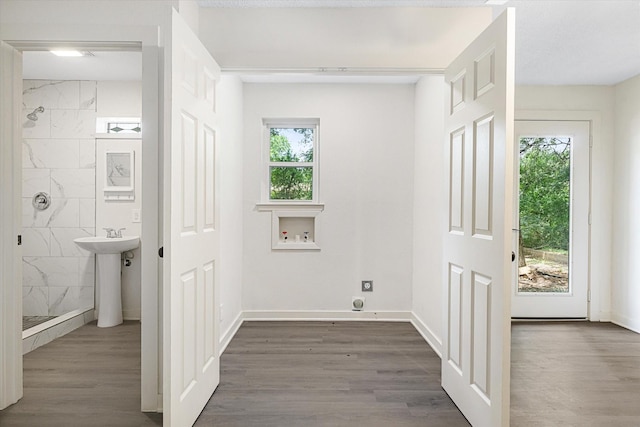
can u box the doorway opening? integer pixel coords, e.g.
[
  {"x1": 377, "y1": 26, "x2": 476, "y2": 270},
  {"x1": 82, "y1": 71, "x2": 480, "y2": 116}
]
[
  {"x1": 511, "y1": 120, "x2": 590, "y2": 319},
  {"x1": 19, "y1": 48, "x2": 142, "y2": 352}
]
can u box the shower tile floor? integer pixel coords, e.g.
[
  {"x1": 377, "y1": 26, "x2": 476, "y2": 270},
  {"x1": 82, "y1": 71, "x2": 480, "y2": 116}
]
[{"x1": 22, "y1": 316, "x2": 57, "y2": 331}]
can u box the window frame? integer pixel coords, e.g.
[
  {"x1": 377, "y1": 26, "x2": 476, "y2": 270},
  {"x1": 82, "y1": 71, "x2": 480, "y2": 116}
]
[{"x1": 262, "y1": 118, "x2": 320, "y2": 204}]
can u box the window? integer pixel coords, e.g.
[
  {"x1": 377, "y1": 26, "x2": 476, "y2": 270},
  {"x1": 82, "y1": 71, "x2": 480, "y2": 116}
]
[{"x1": 264, "y1": 119, "x2": 319, "y2": 202}]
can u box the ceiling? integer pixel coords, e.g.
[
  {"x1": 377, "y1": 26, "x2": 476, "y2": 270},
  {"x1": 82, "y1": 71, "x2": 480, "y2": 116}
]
[
  {"x1": 22, "y1": 51, "x2": 142, "y2": 81},
  {"x1": 21, "y1": 0, "x2": 640, "y2": 86}
]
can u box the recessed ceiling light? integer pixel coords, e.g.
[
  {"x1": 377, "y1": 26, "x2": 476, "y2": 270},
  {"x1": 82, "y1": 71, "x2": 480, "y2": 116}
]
[
  {"x1": 50, "y1": 50, "x2": 83, "y2": 57},
  {"x1": 485, "y1": 0, "x2": 509, "y2": 5}
]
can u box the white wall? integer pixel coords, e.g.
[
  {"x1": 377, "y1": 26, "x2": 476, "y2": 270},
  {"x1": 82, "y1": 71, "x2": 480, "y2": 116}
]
[
  {"x1": 612, "y1": 74, "x2": 640, "y2": 333},
  {"x1": 242, "y1": 83, "x2": 415, "y2": 317},
  {"x1": 411, "y1": 75, "x2": 445, "y2": 353},
  {"x1": 95, "y1": 138, "x2": 142, "y2": 319},
  {"x1": 515, "y1": 85, "x2": 615, "y2": 321},
  {"x1": 217, "y1": 75, "x2": 244, "y2": 345},
  {"x1": 96, "y1": 81, "x2": 142, "y2": 118},
  {"x1": 0, "y1": 1, "x2": 173, "y2": 27},
  {"x1": 95, "y1": 80, "x2": 142, "y2": 320}
]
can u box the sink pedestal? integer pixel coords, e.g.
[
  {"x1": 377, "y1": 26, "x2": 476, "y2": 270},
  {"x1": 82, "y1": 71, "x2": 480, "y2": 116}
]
[
  {"x1": 73, "y1": 236, "x2": 139, "y2": 328},
  {"x1": 96, "y1": 254, "x2": 123, "y2": 328}
]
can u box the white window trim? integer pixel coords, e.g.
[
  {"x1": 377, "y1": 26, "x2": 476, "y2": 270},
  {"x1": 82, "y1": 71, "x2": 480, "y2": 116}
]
[{"x1": 261, "y1": 118, "x2": 320, "y2": 204}]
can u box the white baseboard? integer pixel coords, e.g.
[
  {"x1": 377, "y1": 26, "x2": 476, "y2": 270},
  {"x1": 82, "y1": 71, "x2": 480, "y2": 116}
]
[
  {"x1": 611, "y1": 313, "x2": 640, "y2": 334},
  {"x1": 219, "y1": 311, "x2": 244, "y2": 356},
  {"x1": 242, "y1": 310, "x2": 412, "y2": 322},
  {"x1": 410, "y1": 312, "x2": 442, "y2": 358},
  {"x1": 597, "y1": 311, "x2": 611, "y2": 322},
  {"x1": 123, "y1": 309, "x2": 141, "y2": 321}
]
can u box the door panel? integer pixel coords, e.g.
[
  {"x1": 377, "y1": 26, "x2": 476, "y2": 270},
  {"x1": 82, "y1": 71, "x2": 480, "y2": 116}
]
[
  {"x1": 511, "y1": 120, "x2": 589, "y2": 318},
  {"x1": 442, "y1": 9, "x2": 515, "y2": 427},
  {"x1": 164, "y1": 9, "x2": 220, "y2": 426}
]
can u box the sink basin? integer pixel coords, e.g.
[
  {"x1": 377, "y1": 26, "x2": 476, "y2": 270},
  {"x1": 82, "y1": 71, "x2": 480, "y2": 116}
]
[
  {"x1": 74, "y1": 236, "x2": 139, "y2": 254},
  {"x1": 73, "y1": 235, "x2": 140, "y2": 328}
]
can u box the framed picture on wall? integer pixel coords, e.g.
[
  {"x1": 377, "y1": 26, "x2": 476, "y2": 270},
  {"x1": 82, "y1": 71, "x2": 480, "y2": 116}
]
[{"x1": 104, "y1": 150, "x2": 134, "y2": 192}]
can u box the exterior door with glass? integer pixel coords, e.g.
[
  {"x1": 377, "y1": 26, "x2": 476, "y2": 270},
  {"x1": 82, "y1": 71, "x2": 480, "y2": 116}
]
[{"x1": 511, "y1": 120, "x2": 589, "y2": 318}]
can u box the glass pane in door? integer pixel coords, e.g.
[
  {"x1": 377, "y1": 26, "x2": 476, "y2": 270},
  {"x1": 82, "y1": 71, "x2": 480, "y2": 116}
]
[{"x1": 517, "y1": 136, "x2": 570, "y2": 293}]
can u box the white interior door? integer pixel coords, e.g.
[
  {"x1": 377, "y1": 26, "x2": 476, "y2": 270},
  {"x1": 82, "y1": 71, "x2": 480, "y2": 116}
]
[
  {"x1": 511, "y1": 120, "x2": 589, "y2": 318},
  {"x1": 0, "y1": 41, "x2": 23, "y2": 410},
  {"x1": 163, "y1": 10, "x2": 221, "y2": 426},
  {"x1": 442, "y1": 9, "x2": 515, "y2": 427}
]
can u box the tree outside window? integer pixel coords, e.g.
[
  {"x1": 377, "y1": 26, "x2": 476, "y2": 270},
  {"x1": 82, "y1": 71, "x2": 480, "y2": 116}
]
[{"x1": 266, "y1": 122, "x2": 318, "y2": 202}]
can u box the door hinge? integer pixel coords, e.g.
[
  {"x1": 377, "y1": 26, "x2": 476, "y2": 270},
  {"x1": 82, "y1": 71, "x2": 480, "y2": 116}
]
[
  {"x1": 17, "y1": 234, "x2": 22, "y2": 246},
  {"x1": 587, "y1": 289, "x2": 591, "y2": 302},
  {"x1": 588, "y1": 212, "x2": 592, "y2": 225}
]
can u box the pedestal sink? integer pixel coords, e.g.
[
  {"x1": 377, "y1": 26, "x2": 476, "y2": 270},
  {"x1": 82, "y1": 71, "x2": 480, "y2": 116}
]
[{"x1": 74, "y1": 236, "x2": 140, "y2": 327}]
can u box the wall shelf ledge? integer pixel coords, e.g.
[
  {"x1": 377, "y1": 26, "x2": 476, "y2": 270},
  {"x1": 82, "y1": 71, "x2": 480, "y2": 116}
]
[{"x1": 256, "y1": 203, "x2": 324, "y2": 212}]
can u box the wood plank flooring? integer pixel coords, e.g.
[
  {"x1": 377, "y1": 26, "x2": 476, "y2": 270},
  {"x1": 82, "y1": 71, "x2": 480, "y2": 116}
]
[
  {"x1": 2, "y1": 320, "x2": 640, "y2": 426},
  {"x1": 511, "y1": 321, "x2": 640, "y2": 427},
  {"x1": 0, "y1": 321, "x2": 163, "y2": 427},
  {"x1": 195, "y1": 321, "x2": 469, "y2": 427}
]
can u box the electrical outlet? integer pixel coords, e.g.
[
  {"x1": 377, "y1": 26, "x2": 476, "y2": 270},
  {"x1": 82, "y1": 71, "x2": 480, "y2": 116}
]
[{"x1": 362, "y1": 280, "x2": 373, "y2": 292}]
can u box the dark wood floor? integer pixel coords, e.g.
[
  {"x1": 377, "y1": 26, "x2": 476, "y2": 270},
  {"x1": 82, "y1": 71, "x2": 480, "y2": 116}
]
[
  {"x1": 0, "y1": 321, "x2": 163, "y2": 427},
  {"x1": 2, "y1": 320, "x2": 640, "y2": 426},
  {"x1": 511, "y1": 321, "x2": 640, "y2": 427},
  {"x1": 195, "y1": 321, "x2": 468, "y2": 426}
]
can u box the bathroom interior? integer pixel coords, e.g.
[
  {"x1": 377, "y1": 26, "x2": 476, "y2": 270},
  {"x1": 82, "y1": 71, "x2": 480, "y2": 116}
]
[{"x1": 20, "y1": 49, "x2": 143, "y2": 353}]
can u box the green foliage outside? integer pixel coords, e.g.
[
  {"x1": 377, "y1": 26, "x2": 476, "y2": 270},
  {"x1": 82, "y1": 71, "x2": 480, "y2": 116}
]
[
  {"x1": 519, "y1": 137, "x2": 570, "y2": 251},
  {"x1": 270, "y1": 128, "x2": 314, "y2": 200}
]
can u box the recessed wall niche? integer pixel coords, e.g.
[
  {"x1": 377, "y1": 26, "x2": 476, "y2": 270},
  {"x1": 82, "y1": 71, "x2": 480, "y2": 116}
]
[{"x1": 256, "y1": 204, "x2": 323, "y2": 250}]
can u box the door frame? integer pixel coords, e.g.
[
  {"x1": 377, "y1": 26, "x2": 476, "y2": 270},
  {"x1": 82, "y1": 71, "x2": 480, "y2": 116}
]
[
  {"x1": 0, "y1": 24, "x2": 162, "y2": 411},
  {"x1": 0, "y1": 40, "x2": 23, "y2": 410},
  {"x1": 515, "y1": 110, "x2": 599, "y2": 321},
  {"x1": 512, "y1": 120, "x2": 590, "y2": 318}
]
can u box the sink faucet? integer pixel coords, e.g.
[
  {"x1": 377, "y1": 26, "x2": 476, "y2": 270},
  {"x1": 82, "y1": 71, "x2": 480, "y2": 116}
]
[
  {"x1": 116, "y1": 228, "x2": 126, "y2": 238},
  {"x1": 103, "y1": 228, "x2": 116, "y2": 238}
]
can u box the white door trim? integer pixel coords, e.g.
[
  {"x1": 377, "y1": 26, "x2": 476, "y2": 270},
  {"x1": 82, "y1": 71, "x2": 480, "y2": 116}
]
[
  {"x1": 0, "y1": 24, "x2": 162, "y2": 412},
  {"x1": 515, "y1": 110, "x2": 602, "y2": 321},
  {"x1": 0, "y1": 41, "x2": 23, "y2": 410}
]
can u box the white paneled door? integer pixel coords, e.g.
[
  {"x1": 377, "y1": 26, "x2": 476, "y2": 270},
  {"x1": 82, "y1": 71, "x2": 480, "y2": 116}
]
[
  {"x1": 164, "y1": 10, "x2": 221, "y2": 427},
  {"x1": 442, "y1": 9, "x2": 515, "y2": 427}
]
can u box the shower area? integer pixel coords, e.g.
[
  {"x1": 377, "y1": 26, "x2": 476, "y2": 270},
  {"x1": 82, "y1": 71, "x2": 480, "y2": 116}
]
[{"x1": 21, "y1": 79, "x2": 97, "y2": 351}]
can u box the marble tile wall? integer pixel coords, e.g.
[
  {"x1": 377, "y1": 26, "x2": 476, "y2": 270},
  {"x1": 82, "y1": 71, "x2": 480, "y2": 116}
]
[{"x1": 22, "y1": 80, "x2": 97, "y2": 317}]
